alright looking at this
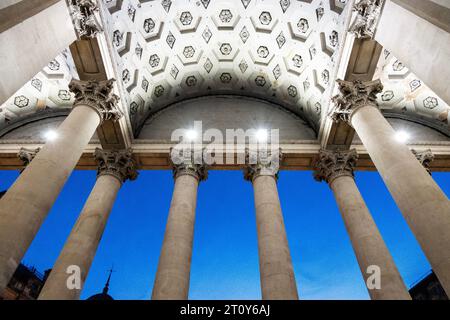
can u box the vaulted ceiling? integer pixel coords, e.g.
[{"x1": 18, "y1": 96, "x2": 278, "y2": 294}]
[
  {"x1": 0, "y1": 0, "x2": 449, "y2": 139},
  {"x1": 0, "y1": 50, "x2": 77, "y2": 132},
  {"x1": 375, "y1": 49, "x2": 449, "y2": 133},
  {"x1": 102, "y1": 0, "x2": 349, "y2": 134}
]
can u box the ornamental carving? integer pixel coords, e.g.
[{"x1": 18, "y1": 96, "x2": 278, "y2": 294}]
[
  {"x1": 219, "y1": 9, "x2": 233, "y2": 23},
  {"x1": 287, "y1": 85, "x2": 297, "y2": 98},
  {"x1": 94, "y1": 148, "x2": 138, "y2": 183},
  {"x1": 69, "y1": 79, "x2": 123, "y2": 123},
  {"x1": 330, "y1": 79, "x2": 383, "y2": 124},
  {"x1": 244, "y1": 149, "x2": 282, "y2": 182},
  {"x1": 349, "y1": 0, "x2": 384, "y2": 39},
  {"x1": 412, "y1": 149, "x2": 434, "y2": 175},
  {"x1": 259, "y1": 12, "x2": 272, "y2": 25},
  {"x1": 170, "y1": 149, "x2": 208, "y2": 181},
  {"x1": 18, "y1": 147, "x2": 41, "y2": 172},
  {"x1": 68, "y1": 0, "x2": 103, "y2": 38},
  {"x1": 180, "y1": 11, "x2": 193, "y2": 25},
  {"x1": 314, "y1": 149, "x2": 358, "y2": 185},
  {"x1": 14, "y1": 95, "x2": 29, "y2": 108},
  {"x1": 297, "y1": 18, "x2": 309, "y2": 33}
]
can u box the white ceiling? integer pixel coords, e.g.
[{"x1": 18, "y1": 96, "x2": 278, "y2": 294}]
[
  {"x1": 0, "y1": 0, "x2": 449, "y2": 139},
  {"x1": 0, "y1": 49, "x2": 77, "y2": 129},
  {"x1": 101, "y1": 0, "x2": 349, "y2": 134},
  {"x1": 375, "y1": 48, "x2": 450, "y2": 133}
]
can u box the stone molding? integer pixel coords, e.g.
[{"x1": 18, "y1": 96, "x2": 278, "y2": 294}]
[
  {"x1": 412, "y1": 149, "x2": 435, "y2": 175},
  {"x1": 349, "y1": 0, "x2": 384, "y2": 39},
  {"x1": 94, "y1": 148, "x2": 138, "y2": 183},
  {"x1": 330, "y1": 79, "x2": 383, "y2": 124},
  {"x1": 314, "y1": 149, "x2": 358, "y2": 185},
  {"x1": 69, "y1": 79, "x2": 123, "y2": 123},
  {"x1": 244, "y1": 148, "x2": 282, "y2": 182},
  {"x1": 68, "y1": 0, "x2": 103, "y2": 38}
]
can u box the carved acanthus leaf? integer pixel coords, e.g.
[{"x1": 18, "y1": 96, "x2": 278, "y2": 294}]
[
  {"x1": 17, "y1": 147, "x2": 41, "y2": 172},
  {"x1": 412, "y1": 149, "x2": 434, "y2": 175},
  {"x1": 349, "y1": 0, "x2": 384, "y2": 39},
  {"x1": 330, "y1": 79, "x2": 383, "y2": 124},
  {"x1": 244, "y1": 148, "x2": 282, "y2": 181},
  {"x1": 94, "y1": 148, "x2": 138, "y2": 183},
  {"x1": 314, "y1": 149, "x2": 358, "y2": 184},
  {"x1": 69, "y1": 0, "x2": 103, "y2": 38},
  {"x1": 69, "y1": 79, "x2": 123, "y2": 122},
  {"x1": 171, "y1": 148, "x2": 208, "y2": 181}
]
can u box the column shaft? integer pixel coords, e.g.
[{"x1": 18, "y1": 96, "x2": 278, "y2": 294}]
[
  {"x1": 38, "y1": 174, "x2": 121, "y2": 300},
  {"x1": 330, "y1": 175, "x2": 410, "y2": 300},
  {"x1": 252, "y1": 175, "x2": 298, "y2": 300},
  {"x1": 0, "y1": 105, "x2": 100, "y2": 291},
  {"x1": 152, "y1": 174, "x2": 199, "y2": 300},
  {"x1": 351, "y1": 105, "x2": 450, "y2": 295}
]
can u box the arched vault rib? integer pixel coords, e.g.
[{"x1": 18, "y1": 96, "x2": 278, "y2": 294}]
[
  {"x1": 383, "y1": 112, "x2": 450, "y2": 139},
  {"x1": 0, "y1": 109, "x2": 71, "y2": 139}
]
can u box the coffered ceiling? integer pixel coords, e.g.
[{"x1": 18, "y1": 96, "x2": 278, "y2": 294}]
[
  {"x1": 0, "y1": 0, "x2": 449, "y2": 140},
  {"x1": 0, "y1": 49, "x2": 77, "y2": 130},
  {"x1": 101, "y1": 0, "x2": 349, "y2": 135},
  {"x1": 375, "y1": 49, "x2": 450, "y2": 134}
]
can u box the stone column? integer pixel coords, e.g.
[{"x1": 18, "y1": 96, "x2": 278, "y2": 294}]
[
  {"x1": 0, "y1": 79, "x2": 122, "y2": 292},
  {"x1": 38, "y1": 148, "x2": 137, "y2": 300},
  {"x1": 244, "y1": 150, "x2": 298, "y2": 300},
  {"x1": 314, "y1": 149, "x2": 410, "y2": 300},
  {"x1": 331, "y1": 79, "x2": 450, "y2": 295},
  {"x1": 151, "y1": 156, "x2": 207, "y2": 300}
]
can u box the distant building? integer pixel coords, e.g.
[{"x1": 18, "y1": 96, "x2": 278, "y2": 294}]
[
  {"x1": 86, "y1": 269, "x2": 114, "y2": 300},
  {"x1": 409, "y1": 271, "x2": 448, "y2": 300},
  {"x1": 0, "y1": 264, "x2": 50, "y2": 300}
]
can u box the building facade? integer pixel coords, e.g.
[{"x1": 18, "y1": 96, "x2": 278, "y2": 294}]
[
  {"x1": 409, "y1": 271, "x2": 449, "y2": 301},
  {"x1": 0, "y1": 264, "x2": 48, "y2": 300}
]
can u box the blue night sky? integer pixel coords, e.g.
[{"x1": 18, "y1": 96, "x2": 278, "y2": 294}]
[{"x1": 0, "y1": 169, "x2": 448, "y2": 300}]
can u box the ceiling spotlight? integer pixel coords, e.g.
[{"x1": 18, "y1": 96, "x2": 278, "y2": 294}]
[
  {"x1": 395, "y1": 130, "x2": 410, "y2": 143},
  {"x1": 256, "y1": 129, "x2": 268, "y2": 143},
  {"x1": 43, "y1": 130, "x2": 58, "y2": 141},
  {"x1": 185, "y1": 129, "x2": 197, "y2": 141}
]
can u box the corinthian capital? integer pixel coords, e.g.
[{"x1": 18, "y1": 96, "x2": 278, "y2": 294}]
[
  {"x1": 244, "y1": 149, "x2": 282, "y2": 182},
  {"x1": 171, "y1": 149, "x2": 208, "y2": 181},
  {"x1": 17, "y1": 147, "x2": 41, "y2": 172},
  {"x1": 349, "y1": 0, "x2": 384, "y2": 39},
  {"x1": 94, "y1": 148, "x2": 138, "y2": 183},
  {"x1": 314, "y1": 149, "x2": 358, "y2": 185},
  {"x1": 330, "y1": 79, "x2": 383, "y2": 124},
  {"x1": 68, "y1": 0, "x2": 103, "y2": 38},
  {"x1": 412, "y1": 149, "x2": 434, "y2": 175},
  {"x1": 69, "y1": 79, "x2": 123, "y2": 123}
]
